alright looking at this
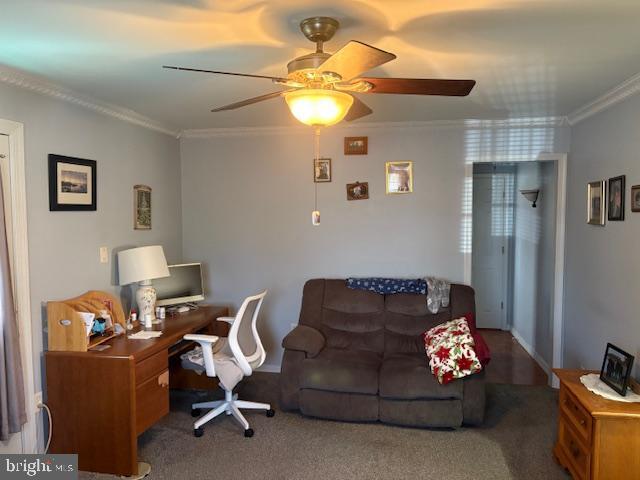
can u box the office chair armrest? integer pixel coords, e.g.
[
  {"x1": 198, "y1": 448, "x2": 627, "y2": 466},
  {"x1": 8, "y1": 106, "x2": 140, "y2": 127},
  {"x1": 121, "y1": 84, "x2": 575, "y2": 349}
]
[
  {"x1": 184, "y1": 334, "x2": 220, "y2": 345},
  {"x1": 216, "y1": 317, "x2": 235, "y2": 324},
  {"x1": 282, "y1": 325, "x2": 325, "y2": 358}
]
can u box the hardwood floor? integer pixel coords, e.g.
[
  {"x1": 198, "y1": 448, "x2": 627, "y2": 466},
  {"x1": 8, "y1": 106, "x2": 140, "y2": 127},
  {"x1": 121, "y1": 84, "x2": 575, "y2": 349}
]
[{"x1": 479, "y1": 329, "x2": 549, "y2": 386}]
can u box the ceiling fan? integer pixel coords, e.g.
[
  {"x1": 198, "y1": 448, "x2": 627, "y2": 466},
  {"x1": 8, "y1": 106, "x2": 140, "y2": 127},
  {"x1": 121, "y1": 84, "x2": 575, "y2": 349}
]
[{"x1": 163, "y1": 16, "x2": 476, "y2": 127}]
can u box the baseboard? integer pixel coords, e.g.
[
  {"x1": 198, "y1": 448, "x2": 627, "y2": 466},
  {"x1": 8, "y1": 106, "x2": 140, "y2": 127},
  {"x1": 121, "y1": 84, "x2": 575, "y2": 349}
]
[
  {"x1": 256, "y1": 363, "x2": 281, "y2": 373},
  {"x1": 510, "y1": 327, "x2": 551, "y2": 375}
]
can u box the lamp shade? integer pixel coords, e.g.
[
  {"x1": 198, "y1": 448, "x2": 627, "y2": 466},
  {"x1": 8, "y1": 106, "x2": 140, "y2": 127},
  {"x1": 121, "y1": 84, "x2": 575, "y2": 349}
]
[
  {"x1": 117, "y1": 245, "x2": 170, "y2": 285},
  {"x1": 284, "y1": 89, "x2": 354, "y2": 127}
]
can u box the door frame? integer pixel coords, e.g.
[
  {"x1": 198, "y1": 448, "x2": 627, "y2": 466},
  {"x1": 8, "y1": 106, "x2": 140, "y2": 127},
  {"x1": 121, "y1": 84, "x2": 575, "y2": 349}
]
[
  {"x1": 471, "y1": 171, "x2": 512, "y2": 331},
  {"x1": 0, "y1": 119, "x2": 37, "y2": 452},
  {"x1": 464, "y1": 153, "x2": 567, "y2": 387}
]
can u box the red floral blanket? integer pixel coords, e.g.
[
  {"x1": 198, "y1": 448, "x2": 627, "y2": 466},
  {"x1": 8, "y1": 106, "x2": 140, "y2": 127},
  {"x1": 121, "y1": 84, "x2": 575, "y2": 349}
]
[{"x1": 423, "y1": 317, "x2": 488, "y2": 384}]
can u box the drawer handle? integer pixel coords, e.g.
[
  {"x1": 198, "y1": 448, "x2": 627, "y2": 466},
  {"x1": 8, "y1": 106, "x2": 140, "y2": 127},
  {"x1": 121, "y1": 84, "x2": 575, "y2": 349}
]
[{"x1": 579, "y1": 419, "x2": 586, "y2": 426}]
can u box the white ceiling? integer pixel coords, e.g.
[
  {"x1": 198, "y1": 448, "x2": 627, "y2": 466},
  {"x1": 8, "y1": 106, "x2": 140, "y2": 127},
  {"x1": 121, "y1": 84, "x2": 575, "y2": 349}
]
[{"x1": 2, "y1": 0, "x2": 640, "y2": 130}]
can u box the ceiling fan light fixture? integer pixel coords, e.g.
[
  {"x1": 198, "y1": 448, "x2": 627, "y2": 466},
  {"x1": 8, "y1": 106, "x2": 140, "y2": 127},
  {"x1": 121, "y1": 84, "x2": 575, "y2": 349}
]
[{"x1": 284, "y1": 89, "x2": 353, "y2": 127}]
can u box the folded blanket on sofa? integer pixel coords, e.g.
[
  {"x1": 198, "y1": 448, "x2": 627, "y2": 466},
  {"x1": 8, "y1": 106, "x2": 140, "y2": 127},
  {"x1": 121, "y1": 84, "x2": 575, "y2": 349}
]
[{"x1": 346, "y1": 277, "x2": 427, "y2": 295}]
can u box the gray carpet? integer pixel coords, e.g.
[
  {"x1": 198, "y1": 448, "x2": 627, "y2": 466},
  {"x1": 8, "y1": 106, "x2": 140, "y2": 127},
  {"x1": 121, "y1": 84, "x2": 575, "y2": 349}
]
[{"x1": 84, "y1": 373, "x2": 569, "y2": 480}]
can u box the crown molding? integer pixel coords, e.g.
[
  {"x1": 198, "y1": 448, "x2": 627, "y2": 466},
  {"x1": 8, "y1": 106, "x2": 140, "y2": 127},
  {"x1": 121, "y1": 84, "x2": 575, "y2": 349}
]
[
  {"x1": 0, "y1": 65, "x2": 179, "y2": 137},
  {"x1": 180, "y1": 116, "x2": 568, "y2": 139},
  {"x1": 568, "y1": 71, "x2": 640, "y2": 125}
]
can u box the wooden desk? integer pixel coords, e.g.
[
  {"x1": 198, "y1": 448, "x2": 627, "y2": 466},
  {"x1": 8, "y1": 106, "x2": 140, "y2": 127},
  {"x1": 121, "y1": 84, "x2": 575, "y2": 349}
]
[
  {"x1": 553, "y1": 369, "x2": 640, "y2": 480},
  {"x1": 45, "y1": 305, "x2": 228, "y2": 476}
]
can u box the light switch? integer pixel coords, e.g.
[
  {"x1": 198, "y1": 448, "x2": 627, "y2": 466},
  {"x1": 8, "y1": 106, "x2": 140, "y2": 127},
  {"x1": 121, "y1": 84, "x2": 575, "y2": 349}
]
[{"x1": 99, "y1": 246, "x2": 109, "y2": 264}]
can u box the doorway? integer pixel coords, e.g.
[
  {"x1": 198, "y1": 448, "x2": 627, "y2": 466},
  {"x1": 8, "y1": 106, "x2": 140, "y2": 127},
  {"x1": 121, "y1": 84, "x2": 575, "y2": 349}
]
[{"x1": 471, "y1": 160, "x2": 559, "y2": 384}]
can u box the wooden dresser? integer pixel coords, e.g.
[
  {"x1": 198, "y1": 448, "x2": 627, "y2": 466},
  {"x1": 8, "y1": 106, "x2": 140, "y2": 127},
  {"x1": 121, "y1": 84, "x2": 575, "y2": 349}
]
[
  {"x1": 46, "y1": 305, "x2": 228, "y2": 477},
  {"x1": 553, "y1": 369, "x2": 640, "y2": 480}
]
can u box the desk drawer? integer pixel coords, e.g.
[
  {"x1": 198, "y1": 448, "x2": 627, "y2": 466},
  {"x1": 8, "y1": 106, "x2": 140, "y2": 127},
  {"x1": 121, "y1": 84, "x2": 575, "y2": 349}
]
[
  {"x1": 136, "y1": 370, "x2": 169, "y2": 435},
  {"x1": 135, "y1": 351, "x2": 168, "y2": 386},
  {"x1": 558, "y1": 414, "x2": 591, "y2": 480},
  {"x1": 560, "y1": 387, "x2": 592, "y2": 445}
]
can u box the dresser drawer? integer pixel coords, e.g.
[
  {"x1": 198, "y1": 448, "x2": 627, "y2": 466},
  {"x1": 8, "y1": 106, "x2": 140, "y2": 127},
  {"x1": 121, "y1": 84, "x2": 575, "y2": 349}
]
[
  {"x1": 135, "y1": 351, "x2": 168, "y2": 386},
  {"x1": 560, "y1": 387, "x2": 593, "y2": 444},
  {"x1": 558, "y1": 414, "x2": 591, "y2": 480},
  {"x1": 136, "y1": 370, "x2": 169, "y2": 435}
]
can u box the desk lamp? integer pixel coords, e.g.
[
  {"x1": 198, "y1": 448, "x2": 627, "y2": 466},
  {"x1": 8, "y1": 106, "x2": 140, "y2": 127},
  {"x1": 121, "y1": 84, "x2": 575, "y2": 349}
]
[{"x1": 118, "y1": 245, "x2": 170, "y2": 322}]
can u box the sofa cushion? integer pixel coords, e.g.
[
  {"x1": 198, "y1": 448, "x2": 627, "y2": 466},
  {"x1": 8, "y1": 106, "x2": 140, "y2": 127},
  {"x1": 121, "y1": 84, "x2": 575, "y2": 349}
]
[
  {"x1": 379, "y1": 353, "x2": 463, "y2": 400},
  {"x1": 301, "y1": 348, "x2": 381, "y2": 395}
]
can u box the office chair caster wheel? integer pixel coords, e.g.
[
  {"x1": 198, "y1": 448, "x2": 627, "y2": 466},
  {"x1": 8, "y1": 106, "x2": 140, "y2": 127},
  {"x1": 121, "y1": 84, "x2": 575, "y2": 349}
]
[
  {"x1": 194, "y1": 427, "x2": 204, "y2": 437},
  {"x1": 244, "y1": 428, "x2": 254, "y2": 438},
  {"x1": 191, "y1": 408, "x2": 201, "y2": 417},
  {"x1": 266, "y1": 409, "x2": 275, "y2": 418}
]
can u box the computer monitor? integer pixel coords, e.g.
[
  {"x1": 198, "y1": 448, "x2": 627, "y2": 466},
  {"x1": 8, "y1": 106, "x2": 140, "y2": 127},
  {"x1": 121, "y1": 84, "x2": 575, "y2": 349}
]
[{"x1": 154, "y1": 263, "x2": 205, "y2": 306}]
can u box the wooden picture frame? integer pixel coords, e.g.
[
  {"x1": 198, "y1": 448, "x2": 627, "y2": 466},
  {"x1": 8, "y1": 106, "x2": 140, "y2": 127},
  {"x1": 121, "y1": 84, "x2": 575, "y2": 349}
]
[
  {"x1": 385, "y1": 161, "x2": 413, "y2": 194},
  {"x1": 587, "y1": 180, "x2": 606, "y2": 225},
  {"x1": 346, "y1": 182, "x2": 369, "y2": 201},
  {"x1": 48, "y1": 154, "x2": 97, "y2": 211},
  {"x1": 607, "y1": 175, "x2": 625, "y2": 221},
  {"x1": 631, "y1": 185, "x2": 640, "y2": 212},
  {"x1": 344, "y1": 137, "x2": 368, "y2": 155},
  {"x1": 313, "y1": 158, "x2": 331, "y2": 183},
  {"x1": 134, "y1": 184, "x2": 152, "y2": 230},
  {"x1": 600, "y1": 343, "x2": 634, "y2": 396}
]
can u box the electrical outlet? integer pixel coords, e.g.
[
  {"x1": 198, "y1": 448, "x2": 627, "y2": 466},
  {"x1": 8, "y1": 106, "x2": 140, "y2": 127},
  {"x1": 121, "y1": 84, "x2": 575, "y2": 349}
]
[
  {"x1": 99, "y1": 246, "x2": 109, "y2": 264},
  {"x1": 34, "y1": 391, "x2": 43, "y2": 410}
]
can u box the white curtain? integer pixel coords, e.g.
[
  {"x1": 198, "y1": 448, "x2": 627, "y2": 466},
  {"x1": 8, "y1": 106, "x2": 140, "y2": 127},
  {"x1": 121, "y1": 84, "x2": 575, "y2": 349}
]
[{"x1": 0, "y1": 169, "x2": 25, "y2": 440}]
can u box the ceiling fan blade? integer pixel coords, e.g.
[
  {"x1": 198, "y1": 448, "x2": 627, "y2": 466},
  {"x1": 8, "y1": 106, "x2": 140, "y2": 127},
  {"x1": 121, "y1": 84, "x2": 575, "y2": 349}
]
[
  {"x1": 345, "y1": 96, "x2": 373, "y2": 122},
  {"x1": 317, "y1": 41, "x2": 396, "y2": 82},
  {"x1": 211, "y1": 89, "x2": 294, "y2": 112},
  {"x1": 163, "y1": 65, "x2": 289, "y2": 83},
  {"x1": 359, "y1": 78, "x2": 476, "y2": 96}
]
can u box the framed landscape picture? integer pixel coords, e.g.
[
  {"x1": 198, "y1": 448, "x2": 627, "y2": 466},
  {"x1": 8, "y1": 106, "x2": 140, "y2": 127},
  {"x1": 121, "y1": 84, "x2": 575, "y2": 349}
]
[
  {"x1": 385, "y1": 161, "x2": 413, "y2": 194},
  {"x1": 48, "y1": 154, "x2": 97, "y2": 211},
  {"x1": 344, "y1": 136, "x2": 368, "y2": 155},
  {"x1": 587, "y1": 180, "x2": 605, "y2": 225},
  {"x1": 607, "y1": 175, "x2": 625, "y2": 221},
  {"x1": 134, "y1": 184, "x2": 152, "y2": 230},
  {"x1": 313, "y1": 158, "x2": 331, "y2": 183}
]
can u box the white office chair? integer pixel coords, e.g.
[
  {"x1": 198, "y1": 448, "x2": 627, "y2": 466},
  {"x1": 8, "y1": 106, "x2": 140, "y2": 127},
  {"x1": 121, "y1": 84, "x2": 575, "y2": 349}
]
[{"x1": 183, "y1": 290, "x2": 274, "y2": 438}]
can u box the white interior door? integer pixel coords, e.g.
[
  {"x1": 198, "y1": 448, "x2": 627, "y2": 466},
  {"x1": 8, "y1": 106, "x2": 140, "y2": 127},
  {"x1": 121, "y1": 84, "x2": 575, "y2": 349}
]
[{"x1": 472, "y1": 172, "x2": 511, "y2": 329}]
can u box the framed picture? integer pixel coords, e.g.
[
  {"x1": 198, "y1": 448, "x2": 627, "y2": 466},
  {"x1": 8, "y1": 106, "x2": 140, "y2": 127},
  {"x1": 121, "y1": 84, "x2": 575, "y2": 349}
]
[
  {"x1": 385, "y1": 161, "x2": 413, "y2": 194},
  {"x1": 48, "y1": 154, "x2": 97, "y2": 211},
  {"x1": 344, "y1": 136, "x2": 368, "y2": 155},
  {"x1": 600, "y1": 343, "x2": 634, "y2": 396},
  {"x1": 607, "y1": 175, "x2": 625, "y2": 221},
  {"x1": 134, "y1": 184, "x2": 152, "y2": 230},
  {"x1": 346, "y1": 182, "x2": 369, "y2": 201},
  {"x1": 631, "y1": 185, "x2": 640, "y2": 212},
  {"x1": 313, "y1": 158, "x2": 331, "y2": 183},
  {"x1": 587, "y1": 180, "x2": 606, "y2": 225}
]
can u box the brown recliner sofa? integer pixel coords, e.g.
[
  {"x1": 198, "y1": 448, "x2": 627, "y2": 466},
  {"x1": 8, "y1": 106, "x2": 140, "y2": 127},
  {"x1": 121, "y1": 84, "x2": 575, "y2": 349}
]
[{"x1": 279, "y1": 279, "x2": 485, "y2": 428}]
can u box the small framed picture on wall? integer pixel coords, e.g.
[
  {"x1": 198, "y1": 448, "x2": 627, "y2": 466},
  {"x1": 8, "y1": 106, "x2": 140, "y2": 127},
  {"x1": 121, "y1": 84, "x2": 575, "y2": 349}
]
[
  {"x1": 134, "y1": 184, "x2": 152, "y2": 230},
  {"x1": 344, "y1": 136, "x2": 368, "y2": 155},
  {"x1": 587, "y1": 180, "x2": 605, "y2": 225},
  {"x1": 631, "y1": 185, "x2": 640, "y2": 212},
  {"x1": 607, "y1": 175, "x2": 625, "y2": 221},
  {"x1": 48, "y1": 154, "x2": 97, "y2": 211},
  {"x1": 313, "y1": 158, "x2": 331, "y2": 183},
  {"x1": 385, "y1": 161, "x2": 413, "y2": 194}
]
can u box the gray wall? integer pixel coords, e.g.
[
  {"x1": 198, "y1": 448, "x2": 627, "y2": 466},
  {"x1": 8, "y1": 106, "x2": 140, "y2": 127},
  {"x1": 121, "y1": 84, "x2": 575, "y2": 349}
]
[
  {"x1": 565, "y1": 93, "x2": 640, "y2": 380},
  {"x1": 0, "y1": 83, "x2": 182, "y2": 398},
  {"x1": 512, "y1": 161, "x2": 557, "y2": 369},
  {"x1": 181, "y1": 124, "x2": 569, "y2": 368}
]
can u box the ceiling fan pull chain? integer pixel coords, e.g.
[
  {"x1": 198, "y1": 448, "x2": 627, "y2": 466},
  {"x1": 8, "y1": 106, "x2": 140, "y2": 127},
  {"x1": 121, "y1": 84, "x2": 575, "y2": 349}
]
[{"x1": 312, "y1": 127, "x2": 321, "y2": 226}]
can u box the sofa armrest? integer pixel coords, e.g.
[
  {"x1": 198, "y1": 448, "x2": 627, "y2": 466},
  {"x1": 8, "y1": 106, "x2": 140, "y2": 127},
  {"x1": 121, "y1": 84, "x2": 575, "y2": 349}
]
[{"x1": 282, "y1": 325, "x2": 325, "y2": 358}]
